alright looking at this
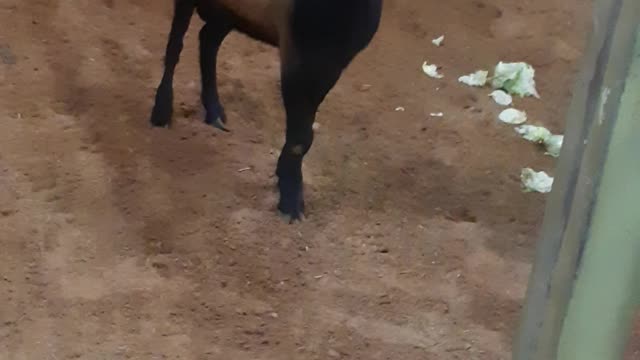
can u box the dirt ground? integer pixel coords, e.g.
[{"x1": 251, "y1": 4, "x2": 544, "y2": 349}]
[{"x1": 2, "y1": 0, "x2": 630, "y2": 359}]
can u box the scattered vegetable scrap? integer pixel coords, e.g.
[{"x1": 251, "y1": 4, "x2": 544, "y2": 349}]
[
  {"x1": 491, "y1": 61, "x2": 540, "y2": 98},
  {"x1": 422, "y1": 61, "x2": 444, "y2": 79},
  {"x1": 489, "y1": 90, "x2": 513, "y2": 106},
  {"x1": 498, "y1": 108, "x2": 527, "y2": 125},
  {"x1": 521, "y1": 168, "x2": 554, "y2": 193},
  {"x1": 417, "y1": 53, "x2": 558, "y2": 193},
  {"x1": 458, "y1": 70, "x2": 488, "y2": 87},
  {"x1": 515, "y1": 125, "x2": 564, "y2": 158},
  {"x1": 432, "y1": 35, "x2": 445, "y2": 47}
]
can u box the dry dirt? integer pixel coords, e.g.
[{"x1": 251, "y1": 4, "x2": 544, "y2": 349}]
[{"x1": 1, "y1": 0, "x2": 629, "y2": 359}]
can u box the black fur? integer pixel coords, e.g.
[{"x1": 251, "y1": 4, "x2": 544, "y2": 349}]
[{"x1": 150, "y1": 0, "x2": 383, "y2": 221}]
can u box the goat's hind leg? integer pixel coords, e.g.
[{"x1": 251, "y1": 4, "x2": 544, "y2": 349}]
[
  {"x1": 198, "y1": 10, "x2": 233, "y2": 131},
  {"x1": 150, "y1": 0, "x2": 196, "y2": 128}
]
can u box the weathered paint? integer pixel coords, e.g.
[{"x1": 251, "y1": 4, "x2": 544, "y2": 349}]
[
  {"x1": 556, "y1": 22, "x2": 640, "y2": 360},
  {"x1": 512, "y1": 0, "x2": 640, "y2": 358}
]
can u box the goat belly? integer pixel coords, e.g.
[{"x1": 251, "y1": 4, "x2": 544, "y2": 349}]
[{"x1": 214, "y1": 0, "x2": 284, "y2": 45}]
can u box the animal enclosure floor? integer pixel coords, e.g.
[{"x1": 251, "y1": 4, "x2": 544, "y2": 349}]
[{"x1": 2, "y1": 0, "x2": 630, "y2": 359}]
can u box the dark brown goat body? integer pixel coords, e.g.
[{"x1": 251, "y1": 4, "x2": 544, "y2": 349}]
[
  {"x1": 150, "y1": 0, "x2": 383, "y2": 221},
  {"x1": 197, "y1": 0, "x2": 283, "y2": 45}
]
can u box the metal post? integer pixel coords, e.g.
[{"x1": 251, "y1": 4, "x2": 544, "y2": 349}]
[{"x1": 512, "y1": 0, "x2": 640, "y2": 358}]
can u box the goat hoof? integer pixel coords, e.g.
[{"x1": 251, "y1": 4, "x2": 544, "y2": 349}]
[
  {"x1": 150, "y1": 116, "x2": 171, "y2": 128},
  {"x1": 150, "y1": 105, "x2": 172, "y2": 128},
  {"x1": 278, "y1": 208, "x2": 305, "y2": 224},
  {"x1": 205, "y1": 105, "x2": 229, "y2": 132},
  {"x1": 206, "y1": 116, "x2": 230, "y2": 132},
  {"x1": 152, "y1": 123, "x2": 170, "y2": 129},
  {"x1": 278, "y1": 212, "x2": 293, "y2": 224},
  {"x1": 277, "y1": 182, "x2": 305, "y2": 223}
]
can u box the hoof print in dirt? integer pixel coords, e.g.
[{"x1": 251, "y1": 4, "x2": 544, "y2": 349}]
[{"x1": 0, "y1": 44, "x2": 16, "y2": 65}]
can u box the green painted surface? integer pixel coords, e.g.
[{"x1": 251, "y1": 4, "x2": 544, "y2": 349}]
[
  {"x1": 512, "y1": 0, "x2": 637, "y2": 357},
  {"x1": 556, "y1": 25, "x2": 640, "y2": 359}
]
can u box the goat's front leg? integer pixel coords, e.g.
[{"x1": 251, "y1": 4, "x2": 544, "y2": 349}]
[
  {"x1": 276, "y1": 57, "x2": 344, "y2": 222},
  {"x1": 150, "y1": 0, "x2": 195, "y2": 128}
]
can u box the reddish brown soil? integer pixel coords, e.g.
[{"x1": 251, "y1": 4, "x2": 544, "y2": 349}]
[{"x1": 1, "y1": 0, "x2": 617, "y2": 359}]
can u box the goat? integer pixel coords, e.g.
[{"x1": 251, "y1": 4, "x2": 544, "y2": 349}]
[{"x1": 149, "y1": 0, "x2": 383, "y2": 221}]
